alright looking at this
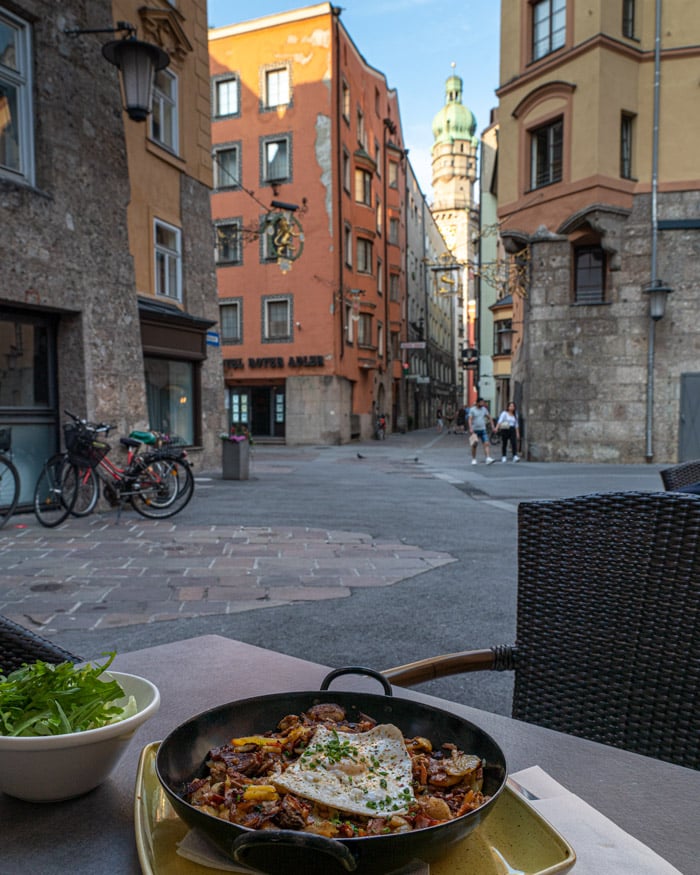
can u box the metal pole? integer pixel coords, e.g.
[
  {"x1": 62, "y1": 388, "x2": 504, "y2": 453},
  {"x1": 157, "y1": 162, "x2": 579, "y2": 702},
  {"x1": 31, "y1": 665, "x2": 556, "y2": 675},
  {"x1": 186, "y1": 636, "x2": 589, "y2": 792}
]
[{"x1": 644, "y1": 0, "x2": 662, "y2": 462}]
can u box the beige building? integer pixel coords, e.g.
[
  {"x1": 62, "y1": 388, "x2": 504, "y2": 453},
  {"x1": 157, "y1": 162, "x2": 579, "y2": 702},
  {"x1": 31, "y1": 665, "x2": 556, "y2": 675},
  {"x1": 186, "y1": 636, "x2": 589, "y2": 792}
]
[{"x1": 497, "y1": 0, "x2": 700, "y2": 462}]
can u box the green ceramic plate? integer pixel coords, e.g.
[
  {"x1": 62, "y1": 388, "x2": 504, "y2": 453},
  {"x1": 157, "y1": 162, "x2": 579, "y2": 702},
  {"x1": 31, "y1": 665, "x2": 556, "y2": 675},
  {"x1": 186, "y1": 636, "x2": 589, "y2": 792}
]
[{"x1": 135, "y1": 742, "x2": 575, "y2": 875}]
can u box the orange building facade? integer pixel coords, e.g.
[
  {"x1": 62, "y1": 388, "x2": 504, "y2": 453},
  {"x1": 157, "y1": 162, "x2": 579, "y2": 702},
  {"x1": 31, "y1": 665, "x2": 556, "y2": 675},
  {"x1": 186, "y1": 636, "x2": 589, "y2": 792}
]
[{"x1": 209, "y1": 3, "x2": 407, "y2": 443}]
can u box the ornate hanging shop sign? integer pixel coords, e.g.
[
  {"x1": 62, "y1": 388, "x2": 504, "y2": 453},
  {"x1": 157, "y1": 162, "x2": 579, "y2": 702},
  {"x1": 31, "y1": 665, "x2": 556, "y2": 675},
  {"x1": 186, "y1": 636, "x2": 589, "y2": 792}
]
[{"x1": 263, "y1": 210, "x2": 305, "y2": 273}]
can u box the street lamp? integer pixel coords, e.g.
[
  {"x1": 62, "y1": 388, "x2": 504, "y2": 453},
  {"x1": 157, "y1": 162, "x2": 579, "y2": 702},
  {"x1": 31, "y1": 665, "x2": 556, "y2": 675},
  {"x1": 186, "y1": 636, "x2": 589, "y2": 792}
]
[
  {"x1": 65, "y1": 22, "x2": 169, "y2": 122},
  {"x1": 643, "y1": 280, "x2": 673, "y2": 321}
]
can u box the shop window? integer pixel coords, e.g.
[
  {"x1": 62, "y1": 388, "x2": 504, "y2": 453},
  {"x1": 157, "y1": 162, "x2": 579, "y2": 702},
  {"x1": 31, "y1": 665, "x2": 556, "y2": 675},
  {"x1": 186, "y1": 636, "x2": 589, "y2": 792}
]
[
  {"x1": 0, "y1": 8, "x2": 34, "y2": 185},
  {"x1": 530, "y1": 118, "x2": 563, "y2": 189},
  {"x1": 154, "y1": 219, "x2": 182, "y2": 301},
  {"x1": 532, "y1": 0, "x2": 566, "y2": 62},
  {"x1": 213, "y1": 75, "x2": 239, "y2": 117},
  {"x1": 263, "y1": 297, "x2": 291, "y2": 341},
  {"x1": 574, "y1": 245, "x2": 606, "y2": 304},
  {"x1": 151, "y1": 68, "x2": 178, "y2": 152},
  {"x1": 215, "y1": 221, "x2": 241, "y2": 265},
  {"x1": 144, "y1": 357, "x2": 195, "y2": 445},
  {"x1": 220, "y1": 300, "x2": 241, "y2": 343},
  {"x1": 213, "y1": 143, "x2": 240, "y2": 189}
]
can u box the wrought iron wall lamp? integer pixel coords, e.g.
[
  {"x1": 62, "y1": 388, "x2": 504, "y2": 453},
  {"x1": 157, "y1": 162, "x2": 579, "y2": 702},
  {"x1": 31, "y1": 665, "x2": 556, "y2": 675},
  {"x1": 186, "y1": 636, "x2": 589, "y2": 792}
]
[{"x1": 64, "y1": 21, "x2": 169, "y2": 122}]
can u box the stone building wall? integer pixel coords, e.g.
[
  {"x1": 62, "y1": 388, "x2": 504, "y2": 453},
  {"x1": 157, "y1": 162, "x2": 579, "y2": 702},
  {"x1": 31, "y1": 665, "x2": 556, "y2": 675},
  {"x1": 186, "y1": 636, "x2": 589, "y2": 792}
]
[
  {"x1": 516, "y1": 191, "x2": 700, "y2": 464},
  {"x1": 2, "y1": 1, "x2": 147, "y2": 431}
]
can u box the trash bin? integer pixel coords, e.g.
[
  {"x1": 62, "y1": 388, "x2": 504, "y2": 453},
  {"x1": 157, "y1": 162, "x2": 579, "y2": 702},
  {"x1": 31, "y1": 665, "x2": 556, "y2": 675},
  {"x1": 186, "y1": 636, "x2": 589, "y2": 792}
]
[{"x1": 222, "y1": 438, "x2": 250, "y2": 480}]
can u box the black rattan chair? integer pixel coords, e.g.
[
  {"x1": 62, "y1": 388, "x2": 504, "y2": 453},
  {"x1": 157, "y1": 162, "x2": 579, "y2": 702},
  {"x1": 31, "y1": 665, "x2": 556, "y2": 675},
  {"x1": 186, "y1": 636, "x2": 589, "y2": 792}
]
[
  {"x1": 384, "y1": 492, "x2": 700, "y2": 771},
  {"x1": 0, "y1": 615, "x2": 81, "y2": 674},
  {"x1": 660, "y1": 460, "x2": 700, "y2": 492}
]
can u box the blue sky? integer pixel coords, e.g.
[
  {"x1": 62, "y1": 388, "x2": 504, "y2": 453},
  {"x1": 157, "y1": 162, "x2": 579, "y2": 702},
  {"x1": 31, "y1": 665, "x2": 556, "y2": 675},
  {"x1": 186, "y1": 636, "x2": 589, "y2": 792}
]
[{"x1": 207, "y1": 1, "x2": 501, "y2": 195}]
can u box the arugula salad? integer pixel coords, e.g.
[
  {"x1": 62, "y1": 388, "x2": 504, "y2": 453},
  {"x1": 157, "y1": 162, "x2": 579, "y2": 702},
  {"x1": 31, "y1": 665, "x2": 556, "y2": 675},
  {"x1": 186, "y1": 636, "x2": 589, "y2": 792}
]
[{"x1": 0, "y1": 651, "x2": 137, "y2": 737}]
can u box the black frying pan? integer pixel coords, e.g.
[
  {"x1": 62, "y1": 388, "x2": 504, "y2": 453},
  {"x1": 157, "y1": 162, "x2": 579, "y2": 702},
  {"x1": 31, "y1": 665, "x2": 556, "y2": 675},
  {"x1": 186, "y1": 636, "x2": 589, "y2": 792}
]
[{"x1": 156, "y1": 668, "x2": 507, "y2": 875}]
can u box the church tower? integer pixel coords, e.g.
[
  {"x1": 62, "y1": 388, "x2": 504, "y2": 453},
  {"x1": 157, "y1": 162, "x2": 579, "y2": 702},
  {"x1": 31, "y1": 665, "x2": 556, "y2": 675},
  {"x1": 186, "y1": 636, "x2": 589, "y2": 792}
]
[{"x1": 430, "y1": 68, "x2": 479, "y2": 404}]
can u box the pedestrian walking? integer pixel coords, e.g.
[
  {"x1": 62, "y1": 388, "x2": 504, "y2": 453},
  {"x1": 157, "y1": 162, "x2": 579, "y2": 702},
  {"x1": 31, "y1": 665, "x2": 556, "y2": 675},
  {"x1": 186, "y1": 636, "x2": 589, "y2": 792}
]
[
  {"x1": 496, "y1": 401, "x2": 520, "y2": 462},
  {"x1": 467, "y1": 398, "x2": 496, "y2": 464},
  {"x1": 455, "y1": 405, "x2": 467, "y2": 434},
  {"x1": 436, "y1": 407, "x2": 444, "y2": 433}
]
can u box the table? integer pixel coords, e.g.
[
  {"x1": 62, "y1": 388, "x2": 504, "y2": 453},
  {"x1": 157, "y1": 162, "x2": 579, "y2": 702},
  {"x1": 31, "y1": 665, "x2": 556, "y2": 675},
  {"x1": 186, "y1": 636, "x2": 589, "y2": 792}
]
[{"x1": 1, "y1": 635, "x2": 697, "y2": 873}]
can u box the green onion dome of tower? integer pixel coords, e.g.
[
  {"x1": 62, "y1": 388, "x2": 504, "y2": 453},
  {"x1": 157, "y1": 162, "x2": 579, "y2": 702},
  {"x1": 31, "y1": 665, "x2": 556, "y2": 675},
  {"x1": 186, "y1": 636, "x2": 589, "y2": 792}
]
[{"x1": 432, "y1": 71, "x2": 478, "y2": 147}]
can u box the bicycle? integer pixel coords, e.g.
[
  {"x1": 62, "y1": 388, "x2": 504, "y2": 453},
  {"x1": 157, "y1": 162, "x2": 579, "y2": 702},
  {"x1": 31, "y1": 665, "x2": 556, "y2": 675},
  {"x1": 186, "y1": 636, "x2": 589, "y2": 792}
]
[
  {"x1": 34, "y1": 412, "x2": 194, "y2": 527},
  {"x1": 0, "y1": 427, "x2": 20, "y2": 530}
]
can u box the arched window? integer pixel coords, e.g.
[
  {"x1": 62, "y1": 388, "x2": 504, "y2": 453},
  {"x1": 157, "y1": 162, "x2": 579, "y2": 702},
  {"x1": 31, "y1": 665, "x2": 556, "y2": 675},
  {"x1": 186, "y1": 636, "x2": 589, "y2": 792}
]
[{"x1": 574, "y1": 245, "x2": 606, "y2": 304}]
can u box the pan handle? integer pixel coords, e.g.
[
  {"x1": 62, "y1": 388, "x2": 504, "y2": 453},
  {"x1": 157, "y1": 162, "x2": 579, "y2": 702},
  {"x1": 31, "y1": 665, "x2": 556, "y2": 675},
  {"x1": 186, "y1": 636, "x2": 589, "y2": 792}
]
[
  {"x1": 232, "y1": 829, "x2": 358, "y2": 872},
  {"x1": 320, "y1": 666, "x2": 393, "y2": 696}
]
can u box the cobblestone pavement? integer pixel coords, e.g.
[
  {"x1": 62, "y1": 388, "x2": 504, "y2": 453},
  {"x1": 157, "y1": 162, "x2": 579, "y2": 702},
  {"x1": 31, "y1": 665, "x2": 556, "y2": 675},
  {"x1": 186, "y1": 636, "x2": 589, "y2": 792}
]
[{"x1": 0, "y1": 515, "x2": 455, "y2": 635}]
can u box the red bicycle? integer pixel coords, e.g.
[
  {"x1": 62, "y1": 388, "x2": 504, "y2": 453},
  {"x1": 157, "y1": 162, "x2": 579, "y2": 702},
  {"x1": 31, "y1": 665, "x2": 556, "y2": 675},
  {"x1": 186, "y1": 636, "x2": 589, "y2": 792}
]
[{"x1": 33, "y1": 412, "x2": 194, "y2": 527}]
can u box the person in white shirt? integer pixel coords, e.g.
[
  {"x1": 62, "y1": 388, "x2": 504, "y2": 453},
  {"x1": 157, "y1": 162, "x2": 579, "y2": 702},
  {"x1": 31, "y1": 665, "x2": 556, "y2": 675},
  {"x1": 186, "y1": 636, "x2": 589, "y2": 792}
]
[
  {"x1": 496, "y1": 401, "x2": 520, "y2": 462},
  {"x1": 467, "y1": 398, "x2": 496, "y2": 465}
]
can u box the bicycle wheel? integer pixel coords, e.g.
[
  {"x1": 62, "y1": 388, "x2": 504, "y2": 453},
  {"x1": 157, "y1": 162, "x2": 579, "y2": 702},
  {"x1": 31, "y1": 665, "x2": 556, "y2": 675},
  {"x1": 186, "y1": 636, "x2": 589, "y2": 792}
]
[
  {"x1": 131, "y1": 458, "x2": 194, "y2": 519},
  {"x1": 34, "y1": 455, "x2": 78, "y2": 528},
  {"x1": 0, "y1": 455, "x2": 20, "y2": 529},
  {"x1": 69, "y1": 465, "x2": 99, "y2": 517}
]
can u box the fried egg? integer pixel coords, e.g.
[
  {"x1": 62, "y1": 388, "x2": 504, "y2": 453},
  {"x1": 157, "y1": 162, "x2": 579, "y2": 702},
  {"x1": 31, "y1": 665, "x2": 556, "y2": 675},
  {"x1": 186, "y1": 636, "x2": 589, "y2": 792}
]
[{"x1": 273, "y1": 723, "x2": 415, "y2": 817}]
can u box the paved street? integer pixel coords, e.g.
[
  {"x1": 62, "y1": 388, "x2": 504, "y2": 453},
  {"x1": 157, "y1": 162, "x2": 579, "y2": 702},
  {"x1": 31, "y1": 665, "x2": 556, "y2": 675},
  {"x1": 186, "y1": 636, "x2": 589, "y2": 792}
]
[{"x1": 0, "y1": 429, "x2": 664, "y2": 716}]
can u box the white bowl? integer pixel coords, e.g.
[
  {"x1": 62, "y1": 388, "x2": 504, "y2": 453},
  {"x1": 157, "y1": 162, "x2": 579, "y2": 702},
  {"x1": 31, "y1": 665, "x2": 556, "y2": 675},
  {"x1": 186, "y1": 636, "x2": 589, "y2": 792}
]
[{"x1": 0, "y1": 671, "x2": 160, "y2": 802}]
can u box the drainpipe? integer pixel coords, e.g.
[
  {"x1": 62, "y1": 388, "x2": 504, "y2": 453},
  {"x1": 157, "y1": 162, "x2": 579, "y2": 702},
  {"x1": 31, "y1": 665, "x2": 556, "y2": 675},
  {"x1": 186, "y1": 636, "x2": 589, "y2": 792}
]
[
  {"x1": 644, "y1": 0, "x2": 662, "y2": 462},
  {"x1": 332, "y1": 7, "x2": 345, "y2": 360}
]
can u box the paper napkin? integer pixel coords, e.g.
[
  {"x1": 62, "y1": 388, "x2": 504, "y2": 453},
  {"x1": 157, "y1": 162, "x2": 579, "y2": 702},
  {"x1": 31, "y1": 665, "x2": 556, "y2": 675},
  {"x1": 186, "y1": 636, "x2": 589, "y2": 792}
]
[{"x1": 510, "y1": 766, "x2": 684, "y2": 875}]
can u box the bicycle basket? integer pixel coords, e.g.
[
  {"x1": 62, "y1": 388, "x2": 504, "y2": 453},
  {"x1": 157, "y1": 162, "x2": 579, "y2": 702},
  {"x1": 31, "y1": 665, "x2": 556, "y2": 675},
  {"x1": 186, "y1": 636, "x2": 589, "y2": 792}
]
[
  {"x1": 64, "y1": 423, "x2": 110, "y2": 468},
  {"x1": 0, "y1": 427, "x2": 11, "y2": 452}
]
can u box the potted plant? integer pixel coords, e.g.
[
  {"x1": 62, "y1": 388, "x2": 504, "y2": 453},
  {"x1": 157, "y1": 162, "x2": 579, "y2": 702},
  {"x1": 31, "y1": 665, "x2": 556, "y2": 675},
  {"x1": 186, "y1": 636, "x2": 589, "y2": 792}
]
[{"x1": 221, "y1": 425, "x2": 251, "y2": 480}]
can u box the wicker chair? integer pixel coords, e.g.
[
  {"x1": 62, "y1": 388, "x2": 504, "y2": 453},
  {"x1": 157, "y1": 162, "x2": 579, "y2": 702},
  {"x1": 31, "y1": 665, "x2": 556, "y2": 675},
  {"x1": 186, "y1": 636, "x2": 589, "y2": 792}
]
[
  {"x1": 384, "y1": 492, "x2": 700, "y2": 771},
  {"x1": 660, "y1": 460, "x2": 700, "y2": 492},
  {"x1": 0, "y1": 615, "x2": 81, "y2": 674}
]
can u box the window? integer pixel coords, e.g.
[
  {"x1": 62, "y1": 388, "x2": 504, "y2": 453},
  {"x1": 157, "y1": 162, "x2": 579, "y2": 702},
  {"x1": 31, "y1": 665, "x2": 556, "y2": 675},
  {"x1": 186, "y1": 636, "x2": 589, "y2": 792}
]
[
  {"x1": 388, "y1": 160, "x2": 398, "y2": 189},
  {"x1": 357, "y1": 108, "x2": 366, "y2": 149},
  {"x1": 344, "y1": 224, "x2": 352, "y2": 267},
  {"x1": 261, "y1": 135, "x2": 290, "y2": 184},
  {"x1": 389, "y1": 217, "x2": 400, "y2": 245},
  {"x1": 154, "y1": 219, "x2": 182, "y2": 301},
  {"x1": 215, "y1": 221, "x2": 241, "y2": 265},
  {"x1": 620, "y1": 113, "x2": 634, "y2": 179},
  {"x1": 264, "y1": 66, "x2": 289, "y2": 108},
  {"x1": 342, "y1": 80, "x2": 350, "y2": 120},
  {"x1": 220, "y1": 300, "x2": 242, "y2": 343},
  {"x1": 376, "y1": 198, "x2": 383, "y2": 235},
  {"x1": 377, "y1": 258, "x2": 383, "y2": 295},
  {"x1": 375, "y1": 140, "x2": 381, "y2": 176},
  {"x1": 532, "y1": 0, "x2": 566, "y2": 61},
  {"x1": 214, "y1": 76, "x2": 239, "y2": 117},
  {"x1": 151, "y1": 68, "x2": 178, "y2": 151},
  {"x1": 494, "y1": 319, "x2": 513, "y2": 355},
  {"x1": 574, "y1": 245, "x2": 606, "y2": 304},
  {"x1": 345, "y1": 303, "x2": 355, "y2": 343},
  {"x1": 622, "y1": 0, "x2": 635, "y2": 38},
  {"x1": 358, "y1": 313, "x2": 372, "y2": 346},
  {"x1": 0, "y1": 9, "x2": 34, "y2": 185},
  {"x1": 354, "y1": 167, "x2": 372, "y2": 205},
  {"x1": 213, "y1": 144, "x2": 240, "y2": 188},
  {"x1": 389, "y1": 272, "x2": 400, "y2": 302},
  {"x1": 342, "y1": 149, "x2": 351, "y2": 192},
  {"x1": 264, "y1": 297, "x2": 291, "y2": 340},
  {"x1": 530, "y1": 118, "x2": 563, "y2": 189},
  {"x1": 377, "y1": 322, "x2": 384, "y2": 357},
  {"x1": 144, "y1": 357, "x2": 194, "y2": 446},
  {"x1": 356, "y1": 238, "x2": 373, "y2": 274}
]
